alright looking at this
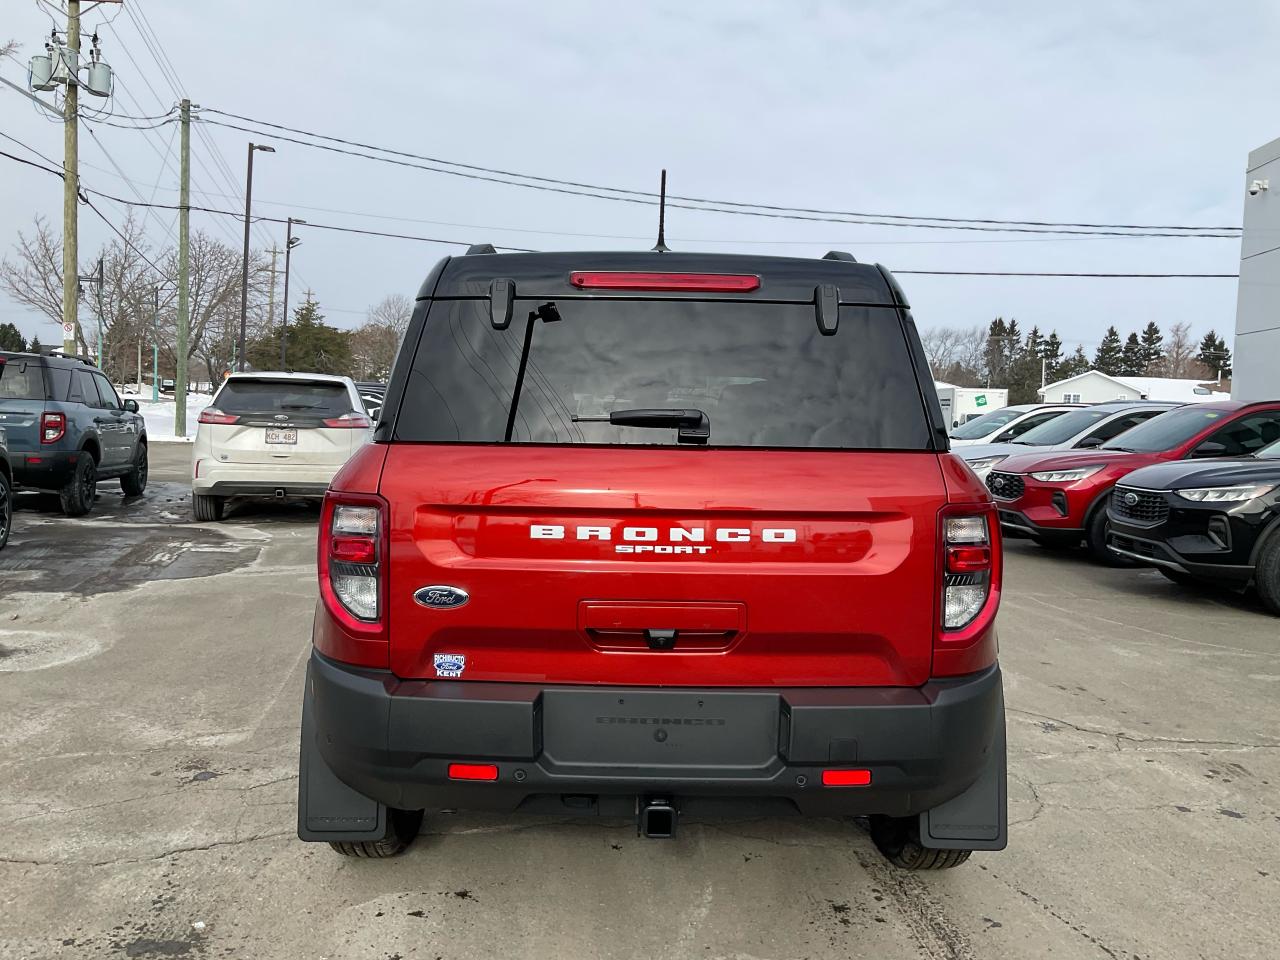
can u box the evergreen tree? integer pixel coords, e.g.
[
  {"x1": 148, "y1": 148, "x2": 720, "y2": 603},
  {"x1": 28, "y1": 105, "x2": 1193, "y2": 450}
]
[
  {"x1": 1092, "y1": 326, "x2": 1124, "y2": 376},
  {"x1": 1058, "y1": 345, "x2": 1091, "y2": 379},
  {"x1": 1006, "y1": 326, "x2": 1045, "y2": 403},
  {"x1": 1196, "y1": 330, "x2": 1232, "y2": 378},
  {"x1": 1139, "y1": 322, "x2": 1163, "y2": 371},
  {"x1": 1041, "y1": 331, "x2": 1064, "y2": 381},
  {"x1": 985, "y1": 317, "x2": 1011, "y2": 385},
  {"x1": 0, "y1": 322, "x2": 27, "y2": 352},
  {"x1": 247, "y1": 297, "x2": 353, "y2": 375},
  {"x1": 1120, "y1": 332, "x2": 1146, "y2": 376},
  {"x1": 29, "y1": 334, "x2": 42, "y2": 353}
]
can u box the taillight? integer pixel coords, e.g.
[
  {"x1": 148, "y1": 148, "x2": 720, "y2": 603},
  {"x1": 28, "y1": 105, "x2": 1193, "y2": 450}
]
[
  {"x1": 328, "y1": 504, "x2": 380, "y2": 620},
  {"x1": 935, "y1": 507, "x2": 1001, "y2": 677},
  {"x1": 569, "y1": 271, "x2": 761, "y2": 292},
  {"x1": 198, "y1": 408, "x2": 240, "y2": 425},
  {"x1": 943, "y1": 515, "x2": 992, "y2": 630},
  {"x1": 322, "y1": 412, "x2": 372, "y2": 428},
  {"x1": 40, "y1": 412, "x2": 66, "y2": 444}
]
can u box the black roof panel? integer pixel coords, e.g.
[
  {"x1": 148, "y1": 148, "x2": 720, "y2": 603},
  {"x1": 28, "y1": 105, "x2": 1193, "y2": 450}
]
[{"x1": 423, "y1": 250, "x2": 900, "y2": 305}]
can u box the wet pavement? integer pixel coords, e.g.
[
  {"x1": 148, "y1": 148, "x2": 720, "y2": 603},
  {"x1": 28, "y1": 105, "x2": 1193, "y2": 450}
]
[{"x1": 1, "y1": 444, "x2": 1277, "y2": 960}]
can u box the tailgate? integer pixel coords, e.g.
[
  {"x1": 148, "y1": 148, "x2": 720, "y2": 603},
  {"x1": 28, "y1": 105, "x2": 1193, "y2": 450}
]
[
  {"x1": 382, "y1": 446, "x2": 946, "y2": 687},
  {"x1": 208, "y1": 418, "x2": 354, "y2": 466},
  {"x1": 0, "y1": 400, "x2": 44, "y2": 453}
]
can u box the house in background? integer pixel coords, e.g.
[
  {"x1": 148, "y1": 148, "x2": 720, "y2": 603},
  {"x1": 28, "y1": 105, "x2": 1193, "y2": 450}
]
[{"x1": 1038, "y1": 370, "x2": 1228, "y2": 404}]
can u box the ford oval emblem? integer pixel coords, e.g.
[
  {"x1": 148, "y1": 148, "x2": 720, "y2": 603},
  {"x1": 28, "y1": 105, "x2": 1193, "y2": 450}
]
[
  {"x1": 274, "y1": 414, "x2": 290, "y2": 421},
  {"x1": 414, "y1": 585, "x2": 470, "y2": 609},
  {"x1": 1124, "y1": 492, "x2": 1140, "y2": 506}
]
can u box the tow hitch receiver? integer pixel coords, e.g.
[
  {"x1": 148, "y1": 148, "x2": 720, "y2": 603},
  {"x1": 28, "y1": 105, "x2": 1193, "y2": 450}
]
[{"x1": 639, "y1": 797, "x2": 677, "y2": 839}]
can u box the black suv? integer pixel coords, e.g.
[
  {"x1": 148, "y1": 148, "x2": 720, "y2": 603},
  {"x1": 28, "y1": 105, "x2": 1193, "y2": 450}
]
[
  {"x1": 1108, "y1": 437, "x2": 1280, "y2": 613},
  {"x1": 0, "y1": 351, "x2": 148, "y2": 516}
]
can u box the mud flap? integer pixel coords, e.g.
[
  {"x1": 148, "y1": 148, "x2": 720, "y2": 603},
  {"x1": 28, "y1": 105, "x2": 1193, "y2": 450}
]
[
  {"x1": 296, "y1": 664, "x2": 392, "y2": 843},
  {"x1": 918, "y1": 687, "x2": 1008, "y2": 851}
]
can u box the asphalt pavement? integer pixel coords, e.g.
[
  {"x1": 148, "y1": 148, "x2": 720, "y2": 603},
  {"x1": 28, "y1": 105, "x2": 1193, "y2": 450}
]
[{"x1": 1, "y1": 443, "x2": 1276, "y2": 959}]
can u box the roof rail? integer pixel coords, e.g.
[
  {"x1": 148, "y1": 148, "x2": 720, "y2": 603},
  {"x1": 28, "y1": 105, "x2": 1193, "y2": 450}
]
[
  {"x1": 822, "y1": 250, "x2": 857, "y2": 262},
  {"x1": 465, "y1": 243, "x2": 498, "y2": 255},
  {"x1": 40, "y1": 348, "x2": 98, "y2": 366}
]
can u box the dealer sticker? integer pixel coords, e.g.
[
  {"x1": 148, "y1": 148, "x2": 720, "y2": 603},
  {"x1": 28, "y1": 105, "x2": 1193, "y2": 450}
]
[{"x1": 433, "y1": 653, "x2": 466, "y2": 678}]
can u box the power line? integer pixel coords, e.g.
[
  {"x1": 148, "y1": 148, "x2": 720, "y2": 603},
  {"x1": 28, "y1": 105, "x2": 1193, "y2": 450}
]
[
  {"x1": 197, "y1": 108, "x2": 1242, "y2": 236},
  {"x1": 0, "y1": 147, "x2": 1242, "y2": 278}
]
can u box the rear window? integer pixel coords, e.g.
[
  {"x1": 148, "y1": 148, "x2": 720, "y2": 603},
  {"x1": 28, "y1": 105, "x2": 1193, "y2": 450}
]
[
  {"x1": 394, "y1": 299, "x2": 933, "y2": 449},
  {"x1": 0, "y1": 360, "x2": 47, "y2": 401},
  {"x1": 949, "y1": 408, "x2": 1024, "y2": 439},
  {"x1": 214, "y1": 379, "x2": 352, "y2": 416}
]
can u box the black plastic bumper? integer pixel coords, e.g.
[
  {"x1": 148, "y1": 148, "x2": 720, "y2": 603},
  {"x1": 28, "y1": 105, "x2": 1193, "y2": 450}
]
[
  {"x1": 1108, "y1": 529, "x2": 1254, "y2": 584},
  {"x1": 299, "y1": 651, "x2": 1007, "y2": 849},
  {"x1": 13, "y1": 450, "x2": 77, "y2": 491},
  {"x1": 201, "y1": 480, "x2": 330, "y2": 498}
]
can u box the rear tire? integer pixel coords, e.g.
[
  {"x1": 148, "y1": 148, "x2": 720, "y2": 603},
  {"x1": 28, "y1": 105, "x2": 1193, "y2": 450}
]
[
  {"x1": 120, "y1": 442, "x2": 148, "y2": 497},
  {"x1": 59, "y1": 455, "x2": 97, "y2": 517},
  {"x1": 869, "y1": 815, "x2": 972, "y2": 870},
  {"x1": 192, "y1": 493, "x2": 224, "y2": 522},
  {"x1": 1256, "y1": 536, "x2": 1280, "y2": 616},
  {"x1": 0, "y1": 471, "x2": 12, "y2": 551},
  {"x1": 1085, "y1": 505, "x2": 1130, "y2": 566},
  {"x1": 328, "y1": 808, "x2": 423, "y2": 858}
]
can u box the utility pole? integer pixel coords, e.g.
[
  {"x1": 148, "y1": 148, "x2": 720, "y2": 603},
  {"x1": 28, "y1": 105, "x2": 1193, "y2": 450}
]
[
  {"x1": 280, "y1": 218, "x2": 303, "y2": 368},
  {"x1": 239, "y1": 142, "x2": 275, "y2": 371},
  {"x1": 175, "y1": 98, "x2": 191, "y2": 437},
  {"x1": 61, "y1": 1, "x2": 81, "y2": 355},
  {"x1": 152, "y1": 286, "x2": 161, "y2": 402},
  {"x1": 267, "y1": 245, "x2": 279, "y2": 331}
]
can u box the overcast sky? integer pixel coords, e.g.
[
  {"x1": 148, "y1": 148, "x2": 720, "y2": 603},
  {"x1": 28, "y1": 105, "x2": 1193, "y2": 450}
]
[{"x1": 2, "y1": 0, "x2": 1276, "y2": 352}]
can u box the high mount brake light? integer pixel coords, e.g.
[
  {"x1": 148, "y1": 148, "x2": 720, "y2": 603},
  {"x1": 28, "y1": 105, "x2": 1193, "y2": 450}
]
[
  {"x1": 569, "y1": 271, "x2": 761, "y2": 292},
  {"x1": 40, "y1": 412, "x2": 66, "y2": 444},
  {"x1": 198, "y1": 408, "x2": 240, "y2": 425}
]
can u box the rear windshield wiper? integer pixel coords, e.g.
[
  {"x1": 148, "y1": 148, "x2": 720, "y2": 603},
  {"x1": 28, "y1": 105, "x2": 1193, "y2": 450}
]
[{"x1": 573, "y1": 408, "x2": 710, "y2": 445}]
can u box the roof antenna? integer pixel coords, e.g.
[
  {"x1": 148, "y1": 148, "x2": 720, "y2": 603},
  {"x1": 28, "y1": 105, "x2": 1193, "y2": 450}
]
[{"x1": 652, "y1": 169, "x2": 670, "y2": 252}]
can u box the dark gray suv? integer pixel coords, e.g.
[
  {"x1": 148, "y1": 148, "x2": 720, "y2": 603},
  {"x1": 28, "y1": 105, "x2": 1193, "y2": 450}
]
[{"x1": 0, "y1": 351, "x2": 148, "y2": 516}]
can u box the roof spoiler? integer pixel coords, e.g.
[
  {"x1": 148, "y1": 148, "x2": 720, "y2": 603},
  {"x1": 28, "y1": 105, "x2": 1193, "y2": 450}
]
[
  {"x1": 822, "y1": 250, "x2": 857, "y2": 262},
  {"x1": 466, "y1": 243, "x2": 498, "y2": 255}
]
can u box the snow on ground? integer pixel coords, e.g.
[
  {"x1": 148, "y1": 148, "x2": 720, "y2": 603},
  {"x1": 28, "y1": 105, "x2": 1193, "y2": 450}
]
[{"x1": 121, "y1": 391, "x2": 212, "y2": 443}]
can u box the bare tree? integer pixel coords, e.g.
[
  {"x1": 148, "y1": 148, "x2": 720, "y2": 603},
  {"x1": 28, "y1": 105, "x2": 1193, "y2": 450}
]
[
  {"x1": 0, "y1": 216, "x2": 87, "y2": 349},
  {"x1": 921, "y1": 325, "x2": 989, "y2": 386},
  {"x1": 1149, "y1": 321, "x2": 1204, "y2": 378},
  {"x1": 1, "y1": 40, "x2": 19, "y2": 62},
  {"x1": 366, "y1": 293, "x2": 413, "y2": 336}
]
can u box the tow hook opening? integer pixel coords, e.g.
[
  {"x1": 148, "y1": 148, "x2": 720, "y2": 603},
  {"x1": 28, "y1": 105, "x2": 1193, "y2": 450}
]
[
  {"x1": 274, "y1": 488, "x2": 287, "y2": 499},
  {"x1": 639, "y1": 797, "x2": 677, "y2": 839}
]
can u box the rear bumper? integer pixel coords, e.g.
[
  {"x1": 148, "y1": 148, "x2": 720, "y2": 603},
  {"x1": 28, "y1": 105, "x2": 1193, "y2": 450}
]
[
  {"x1": 301, "y1": 650, "x2": 1005, "y2": 829},
  {"x1": 12, "y1": 449, "x2": 78, "y2": 490},
  {"x1": 192, "y1": 460, "x2": 337, "y2": 498}
]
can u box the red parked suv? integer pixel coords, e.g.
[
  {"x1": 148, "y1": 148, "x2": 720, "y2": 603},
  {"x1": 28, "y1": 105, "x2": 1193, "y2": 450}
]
[
  {"x1": 297, "y1": 248, "x2": 1007, "y2": 870},
  {"x1": 986, "y1": 401, "x2": 1280, "y2": 561}
]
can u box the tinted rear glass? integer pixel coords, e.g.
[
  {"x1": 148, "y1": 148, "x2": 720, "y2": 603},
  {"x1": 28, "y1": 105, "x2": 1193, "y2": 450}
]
[
  {"x1": 215, "y1": 380, "x2": 352, "y2": 416},
  {"x1": 0, "y1": 361, "x2": 47, "y2": 401},
  {"x1": 1101, "y1": 406, "x2": 1228, "y2": 452},
  {"x1": 395, "y1": 299, "x2": 932, "y2": 449},
  {"x1": 949, "y1": 408, "x2": 1024, "y2": 439}
]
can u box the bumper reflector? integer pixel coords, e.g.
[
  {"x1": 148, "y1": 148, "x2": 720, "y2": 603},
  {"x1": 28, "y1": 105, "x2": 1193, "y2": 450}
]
[
  {"x1": 448, "y1": 763, "x2": 499, "y2": 782},
  {"x1": 822, "y1": 768, "x2": 872, "y2": 787}
]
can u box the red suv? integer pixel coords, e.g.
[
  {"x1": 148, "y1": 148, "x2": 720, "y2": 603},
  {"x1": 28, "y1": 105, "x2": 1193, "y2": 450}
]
[
  {"x1": 296, "y1": 249, "x2": 1007, "y2": 870},
  {"x1": 986, "y1": 401, "x2": 1280, "y2": 561}
]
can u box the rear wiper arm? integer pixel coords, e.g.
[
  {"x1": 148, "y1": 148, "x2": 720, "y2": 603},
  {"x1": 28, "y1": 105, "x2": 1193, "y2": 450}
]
[{"x1": 574, "y1": 408, "x2": 710, "y2": 445}]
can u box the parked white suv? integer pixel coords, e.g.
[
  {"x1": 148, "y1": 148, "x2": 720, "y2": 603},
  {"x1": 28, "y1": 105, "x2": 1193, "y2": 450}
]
[
  {"x1": 192, "y1": 373, "x2": 372, "y2": 521},
  {"x1": 948, "y1": 403, "x2": 1084, "y2": 447}
]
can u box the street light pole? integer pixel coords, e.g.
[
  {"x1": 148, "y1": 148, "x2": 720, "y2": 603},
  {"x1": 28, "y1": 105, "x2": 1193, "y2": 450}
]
[
  {"x1": 280, "y1": 217, "x2": 304, "y2": 369},
  {"x1": 239, "y1": 142, "x2": 275, "y2": 371}
]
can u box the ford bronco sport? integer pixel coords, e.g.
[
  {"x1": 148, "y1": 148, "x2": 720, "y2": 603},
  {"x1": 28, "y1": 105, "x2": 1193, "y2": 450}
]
[
  {"x1": 297, "y1": 249, "x2": 1007, "y2": 869},
  {"x1": 0, "y1": 351, "x2": 148, "y2": 516}
]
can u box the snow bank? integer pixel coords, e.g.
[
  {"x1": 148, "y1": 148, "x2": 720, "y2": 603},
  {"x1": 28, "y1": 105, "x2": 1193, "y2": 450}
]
[{"x1": 121, "y1": 391, "x2": 212, "y2": 443}]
